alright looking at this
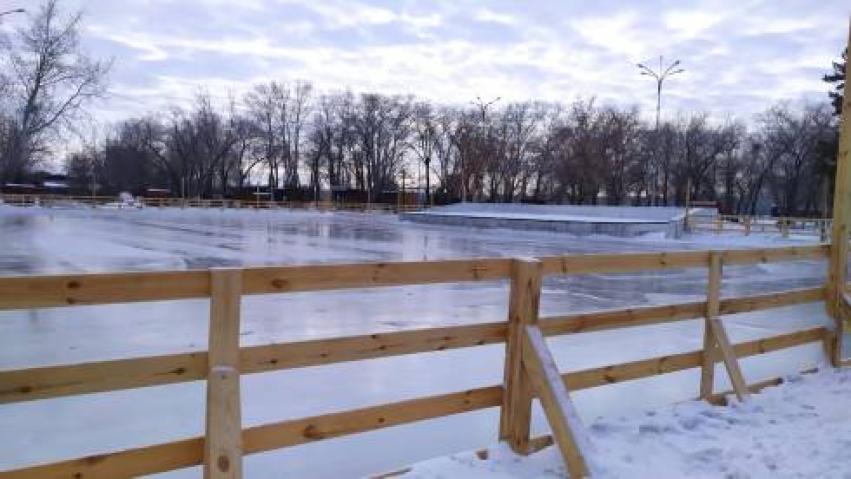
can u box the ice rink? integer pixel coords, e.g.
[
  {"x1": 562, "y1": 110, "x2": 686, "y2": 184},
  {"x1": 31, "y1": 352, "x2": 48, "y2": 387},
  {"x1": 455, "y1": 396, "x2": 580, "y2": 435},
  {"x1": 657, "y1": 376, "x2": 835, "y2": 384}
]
[{"x1": 0, "y1": 206, "x2": 832, "y2": 478}]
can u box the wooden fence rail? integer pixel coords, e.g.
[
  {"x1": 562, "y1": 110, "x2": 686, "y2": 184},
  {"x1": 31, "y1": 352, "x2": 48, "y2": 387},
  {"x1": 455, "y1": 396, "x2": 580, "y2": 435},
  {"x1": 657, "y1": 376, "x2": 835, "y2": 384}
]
[
  {"x1": 0, "y1": 243, "x2": 839, "y2": 478},
  {"x1": 688, "y1": 214, "x2": 832, "y2": 240}
]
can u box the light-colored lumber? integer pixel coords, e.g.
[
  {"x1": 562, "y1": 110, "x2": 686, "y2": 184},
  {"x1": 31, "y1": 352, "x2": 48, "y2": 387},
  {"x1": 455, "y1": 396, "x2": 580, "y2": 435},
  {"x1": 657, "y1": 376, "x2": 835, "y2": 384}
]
[
  {"x1": 718, "y1": 286, "x2": 826, "y2": 315},
  {"x1": 707, "y1": 317, "x2": 750, "y2": 401},
  {"x1": 205, "y1": 269, "x2": 243, "y2": 479},
  {"x1": 827, "y1": 20, "x2": 851, "y2": 367},
  {"x1": 699, "y1": 319, "x2": 718, "y2": 399},
  {"x1": 0, "y1": 246, "x2": 827, "y2": 311},
  {"x1": 1, "y1": 327, "x2": 826, "y2": 478},
  {"x1": 243, "y1": 385, "x2": 503, "y2": 453},
  {"x1": 242, "y1": 321, "x2": 507, "y2": 373},
  {"x1": 0, "y1": 287, "x2": 825, "y2": 405},
  {"x1": 499, "y1": 258, "x2": 542, "y2": 454},
  {"x1": 722, "y1": 245, "x2": 829, "y2": 265},
  {"x1": 0, "y1": 270, "x2": 210, "y2": 310},
  {"x1": 242, "y1": 258, "x2": 511, "y2": 294},
  {"x1": 0, "y1": 351, "x2": 207, "y2": 404},
  {"x1": 541, "y1": 301, "x2": 705, "y2": 336},
  {"x1": 562, "y1": 327, "x2": 826, "y2": 391},
  {"x1": 539, "y1": 245, "x2": 827, "y2": 277},
  {"x1": 540, "y1": 250, "x2": 708, "y2": 275},
  {"x1": 0, "y1": 386, "x2": 503, "y2": 479},
  {"x1": 0, "y1": 322, "x2": 505, "y2": 404},
  {"x1": 540, "y1": 286, "x2": 824, "y2": 338},
  {"x1": 522, "y1": 325, "x2": 594, "y2": 478},
  {"x1": 700, "y1": 252, "x2": 722, "y2": 399},
  {"x1": 0, "y1": 437, "x2": 204, "y2": 479}
]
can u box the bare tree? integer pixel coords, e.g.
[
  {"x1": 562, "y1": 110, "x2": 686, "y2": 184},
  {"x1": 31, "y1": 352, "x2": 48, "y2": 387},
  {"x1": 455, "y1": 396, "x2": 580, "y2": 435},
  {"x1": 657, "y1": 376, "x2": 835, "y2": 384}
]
[{"x1": 0, "y1": 0, "x2": 110, "y2": 182}]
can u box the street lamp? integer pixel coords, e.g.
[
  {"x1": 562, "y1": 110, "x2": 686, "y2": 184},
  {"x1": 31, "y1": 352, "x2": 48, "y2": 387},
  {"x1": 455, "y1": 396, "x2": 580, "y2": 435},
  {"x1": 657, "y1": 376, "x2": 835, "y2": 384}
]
[
  {"x1": 637, "y1": 56, "x2": 684, "y2": 130},
  {"x1": 471, "y1": 95, "x2": 500, "y2": 123},
  {"x1": 462, "y1": 96, "x2": 500, "y2": 203}
]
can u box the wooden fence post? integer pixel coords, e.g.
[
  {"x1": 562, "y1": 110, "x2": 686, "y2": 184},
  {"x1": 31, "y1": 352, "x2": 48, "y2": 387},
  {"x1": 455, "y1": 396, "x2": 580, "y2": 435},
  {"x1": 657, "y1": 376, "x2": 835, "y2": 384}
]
[
  {"x1": 205, "y1": 268, "x2": 244, "y2": 479},
  {"x1": 826, "y1": 20, "x2": 851, "y2": 367},
  {"x1": 699, "y1": 252, "x2": 721, "y2": 399},
  {"x1": 499, "y1": 257, "x2": 543, "y2": 454},
  {"x1": 700, "y1": 252, "x2": 749, "y2": 401}
]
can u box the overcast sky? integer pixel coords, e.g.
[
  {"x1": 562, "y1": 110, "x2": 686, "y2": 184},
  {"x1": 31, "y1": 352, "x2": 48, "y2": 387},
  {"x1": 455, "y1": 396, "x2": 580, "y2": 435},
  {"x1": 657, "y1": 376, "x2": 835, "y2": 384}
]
[{"x1": 2, "y1": 0, "x2": 849, "y2": 125}]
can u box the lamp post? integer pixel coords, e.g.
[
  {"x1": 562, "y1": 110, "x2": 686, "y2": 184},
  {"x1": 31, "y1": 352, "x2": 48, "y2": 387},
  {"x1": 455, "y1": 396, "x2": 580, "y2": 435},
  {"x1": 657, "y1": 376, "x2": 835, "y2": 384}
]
[
  {"x1": 637, "y1": 56, "x2": 684, "y2": 130},
  {"x1": 464, "y1": 95, "x2": 500, "y2": 203}
]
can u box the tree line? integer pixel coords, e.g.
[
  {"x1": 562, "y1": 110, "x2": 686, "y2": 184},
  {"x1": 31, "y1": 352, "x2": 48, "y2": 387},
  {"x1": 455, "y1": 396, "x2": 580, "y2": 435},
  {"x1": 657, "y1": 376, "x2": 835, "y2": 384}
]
[
  {"x1": 63, "y1": 88, "x2": 839, "y2": 215},
  {"x1": 2, "y1": 1, "x2": 846, "y2": 216}
]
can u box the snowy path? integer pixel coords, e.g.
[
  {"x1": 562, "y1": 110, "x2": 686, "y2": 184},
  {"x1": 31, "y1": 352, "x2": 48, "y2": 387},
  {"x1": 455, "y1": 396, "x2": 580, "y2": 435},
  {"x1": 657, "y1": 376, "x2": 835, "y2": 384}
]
[{"x1": 401, "y1": 367, "x2": 851, "y2": 478}]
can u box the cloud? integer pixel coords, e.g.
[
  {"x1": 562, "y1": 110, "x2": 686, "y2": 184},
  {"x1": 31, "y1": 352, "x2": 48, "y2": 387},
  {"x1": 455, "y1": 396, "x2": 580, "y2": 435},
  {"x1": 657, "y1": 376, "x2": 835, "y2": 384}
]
[{"x1": 5, "y1": 0, "x2": 845, "y2": 125}]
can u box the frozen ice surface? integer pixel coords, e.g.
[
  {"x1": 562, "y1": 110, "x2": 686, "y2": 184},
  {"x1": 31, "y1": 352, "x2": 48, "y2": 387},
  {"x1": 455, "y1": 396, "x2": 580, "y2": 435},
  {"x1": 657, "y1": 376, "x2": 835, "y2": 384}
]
[
  {"x1": 402, "y1": 366, "x2": 851, "y2": 478},
  {"x1": 0, "y1": 206, "x2": 832, "y2": 478}
]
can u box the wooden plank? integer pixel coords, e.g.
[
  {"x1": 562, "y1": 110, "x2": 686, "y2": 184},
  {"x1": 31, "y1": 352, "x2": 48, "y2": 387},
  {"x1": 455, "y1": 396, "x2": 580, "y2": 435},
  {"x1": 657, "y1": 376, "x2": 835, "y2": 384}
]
[
  {"x1": 243, "y1": 385, "x2": 503, "y2": 454},
  {"x1": 205, "y1": 269, "x2": 243, "y2": 479},
  {"x1": 1, "y1": 328, "x2": 826, "y2": 478},
  {"x1": 539, "y1": 245, "x2": 827, "y2": 277},
  {"x1": 722, "y1": 245, "x2": 829, "y2": 265},
  {"x1": 499, "y1": 258, "x2": 542, "y2": 454},
  {"x1": 0, "y1": 322, "x2": 505, "y2": 404},
  {"x1": 718, "y1": 287, "x2": 826, "y2": 315},
  {"x1": 242, "y1": 321, "x2": 507, "y2": 373},
  {"x1": 0, "y1": 245, "x2": 827, "y2": 311},
  {"x1": 0, "y1": 286, "x2": 825, "y2": 405},
  {"x1": 540, "y1": 286, "x2": 824, "y2": 338},
  {"x1": 0, "y1": 352, "x2": 207, "y2": 404},
  {"x1": 242, "y1": 258, "x2": 510, "y2": 294},
  {"x1": 562, "y1": 327, "x2": 826, "y2": 391},
  {"x1": 0, "y1": 386, "x2": 502, "y2": 479},
  {"x1": 521, "y1": 325, "x2": 594, "y2": 477},
  {"x1": 541, "y1": 301, "x2": 705, "y2": 336},
  {"x1": 708, "y1": 317, "x2": 750, "y2": 401},
  {"x1": 699, "y1": 319, "x2": 718, "y2": 399},
  {"x1": 540, "y1": 250, "x2": 708, "y2": 275},
  {"x1": 0, "y1": 270, "x2": 210, "y2": 310},
  {"x1": 0, "y1": 437, "x2": 204, "y2": 479},
  {"x1": 706, "y1": 368, "x2": 820, "y2": 406},
  {"x1": 700, "y1": 252, "x2": 722, "y2": 399}
]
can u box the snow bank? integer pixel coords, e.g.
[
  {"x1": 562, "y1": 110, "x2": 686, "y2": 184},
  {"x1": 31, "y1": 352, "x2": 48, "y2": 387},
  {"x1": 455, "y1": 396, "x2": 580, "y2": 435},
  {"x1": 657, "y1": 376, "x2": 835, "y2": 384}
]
[{"x1": 400, "y1": 367, "x2": 850, "y2": 478}]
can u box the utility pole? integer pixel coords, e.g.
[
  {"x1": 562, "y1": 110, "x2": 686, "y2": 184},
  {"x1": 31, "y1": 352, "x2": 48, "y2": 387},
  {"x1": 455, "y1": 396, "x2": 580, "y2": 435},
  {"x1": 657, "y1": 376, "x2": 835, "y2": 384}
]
[{"x1": 637, "y1": 56, "x2": 684, "y2": 130}]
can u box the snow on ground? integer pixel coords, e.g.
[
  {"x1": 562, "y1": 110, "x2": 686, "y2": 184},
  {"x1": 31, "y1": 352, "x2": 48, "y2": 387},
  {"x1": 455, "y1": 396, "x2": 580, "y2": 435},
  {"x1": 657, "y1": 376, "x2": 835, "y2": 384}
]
[
  {"x1": 0, "y1": 205, "x2": 836, "y2": 478},
  {"x1": 402, "y1": 367, "x2": 851, "y2": 479}
]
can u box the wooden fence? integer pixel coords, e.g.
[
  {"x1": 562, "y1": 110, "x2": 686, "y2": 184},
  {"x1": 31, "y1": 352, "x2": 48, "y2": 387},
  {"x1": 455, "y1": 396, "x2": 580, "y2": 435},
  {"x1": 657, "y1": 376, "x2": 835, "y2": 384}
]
[
  {"x1": 688, "y1": 214, "x2": 831, "y2": 240},
  {"x1": 0, "y1": 194, "x2": 423, "y2": 214},
  {"x1": 0, "y1": 244, "x2": 841, "y2": 478}
]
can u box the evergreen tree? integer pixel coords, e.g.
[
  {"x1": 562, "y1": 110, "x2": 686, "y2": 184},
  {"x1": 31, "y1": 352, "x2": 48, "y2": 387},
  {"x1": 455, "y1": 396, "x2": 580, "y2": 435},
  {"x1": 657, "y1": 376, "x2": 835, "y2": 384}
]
[{"x1": 823, "y1": 48, "x2": 847, "y2": 116}]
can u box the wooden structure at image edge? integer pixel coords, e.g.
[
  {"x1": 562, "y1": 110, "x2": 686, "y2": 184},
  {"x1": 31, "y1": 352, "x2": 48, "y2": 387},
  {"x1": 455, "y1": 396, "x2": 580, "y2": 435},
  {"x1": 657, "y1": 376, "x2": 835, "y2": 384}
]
[{"x1": 0, "y1": 21, "x2": 849, "y2": 479}]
